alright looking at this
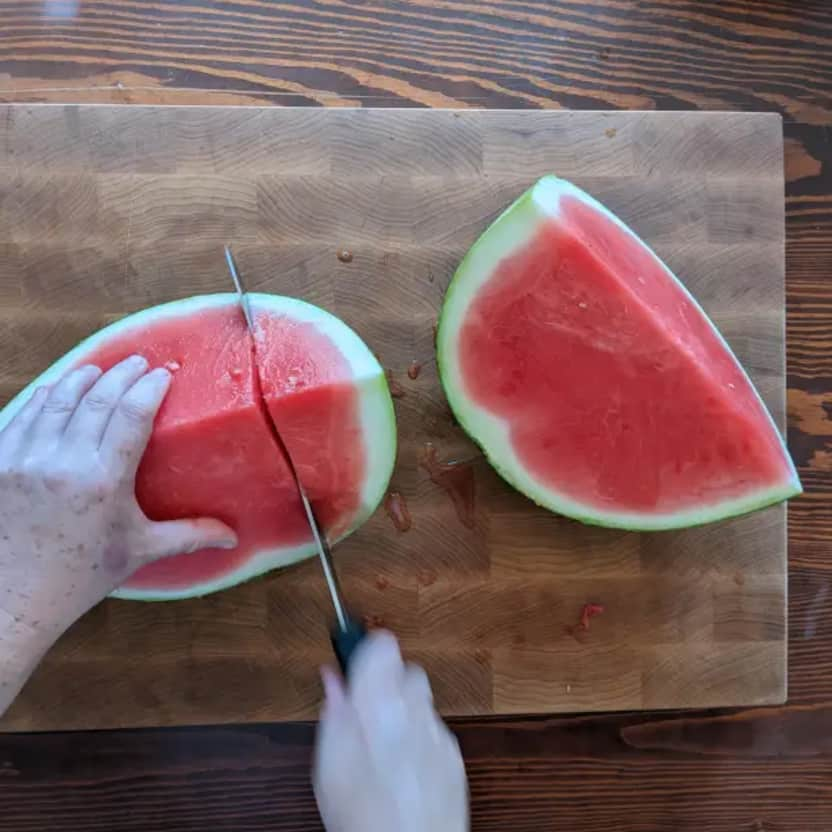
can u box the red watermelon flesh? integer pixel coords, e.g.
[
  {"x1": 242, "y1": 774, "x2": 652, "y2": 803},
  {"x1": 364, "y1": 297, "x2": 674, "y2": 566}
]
[
  {"x1": 0, "y1": 295, "x2": 396, "y2": 598},
  {"x1": 255, "y1": 312, "x2": 368, "y2": 534},
  {"x1": 438, "y1": 176, "x2": 801, "y2": 529}
]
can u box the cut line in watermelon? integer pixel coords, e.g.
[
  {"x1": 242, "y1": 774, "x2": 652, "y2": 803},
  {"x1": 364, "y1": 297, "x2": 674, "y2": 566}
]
[
  {"x1": 0, "y1": 294, "x2": 396, "y2": 599},
  {"x1": 438, "y1": 176, "x2": 801, "y2": 530}
]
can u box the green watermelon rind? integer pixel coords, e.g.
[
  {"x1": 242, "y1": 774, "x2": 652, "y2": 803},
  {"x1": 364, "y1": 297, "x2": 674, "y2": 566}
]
[
  {"x1": 0, "y1": 293, "x2": 397, "y2": 599},
  {"x1": 437, "y1": 175, "x2": 802, "y2": 531}
]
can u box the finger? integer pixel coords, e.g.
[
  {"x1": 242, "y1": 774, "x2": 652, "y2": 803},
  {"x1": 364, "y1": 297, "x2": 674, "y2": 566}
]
[
  {"x1": 402, "y1": 663, "x2": 450, "y2": 749},
  {"x1": 349, "y1": 630, "x2": 405, "y2": 716},
  {"x1": 0, "y1": 386, "x2": 50, "y2": 455},
  {"x1": 314, "y1": 668, "x2": 364, "y2": 821},
  {"x1": 65, "y1": 355, "x2": 149, "y2": 447},
  {"x1": 31, "y1": 365, "x2": 101, "y2": 442},
  {"x1": 403, "y1": 662, "x2": 434, "y2": 708},
  {"x1": 99, "y1": 366, "x2": 168, "y2": 477},
  {"x1": 141, "y1": 517, "x2": 238, "y2": 562}
]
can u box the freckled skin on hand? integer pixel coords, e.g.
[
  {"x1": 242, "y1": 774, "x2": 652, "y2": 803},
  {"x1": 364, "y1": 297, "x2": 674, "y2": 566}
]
[
  {"x1": 0, "y1": 358, "x2": 236, "y2": 716},
  {"x1": 102, "y1": 543, "x2": 129, "y2": 574}
]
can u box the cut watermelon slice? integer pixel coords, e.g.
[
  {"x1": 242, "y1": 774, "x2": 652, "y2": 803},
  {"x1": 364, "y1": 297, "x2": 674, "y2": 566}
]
[
  {"x1": 0, "y1": 294, "x2": 396, "y2": 599},
  {"x1": 438, "y1": 176, "x2": 801, "y2": 530}
]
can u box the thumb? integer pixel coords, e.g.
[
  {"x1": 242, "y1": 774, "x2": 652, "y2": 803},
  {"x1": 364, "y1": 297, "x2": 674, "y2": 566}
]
[{"x1": 143, "y1": 517, "x2": 238, "y2": 561}]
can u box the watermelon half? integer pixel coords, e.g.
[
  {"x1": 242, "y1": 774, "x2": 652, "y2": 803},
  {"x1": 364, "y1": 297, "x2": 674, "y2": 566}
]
[
  {"x1": 0, "y1": 294, "x2": 396, "y2": 599},
  {"x1": 438, "y1": 176, "x2": 801, "y2": 530}
]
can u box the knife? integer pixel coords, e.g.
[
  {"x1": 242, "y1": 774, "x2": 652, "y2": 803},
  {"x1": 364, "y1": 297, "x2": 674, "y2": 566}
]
[{"x1": 223, "y1": 245, "x2": 367, "y2": 675}]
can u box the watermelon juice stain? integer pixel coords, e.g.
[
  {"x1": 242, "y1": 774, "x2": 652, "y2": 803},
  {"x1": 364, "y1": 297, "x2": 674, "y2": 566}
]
[
  {"x1": 384, "y1": 491, "x2": 412, "y2": 532},
  {"x1": 419, "y1": 443, "x2": 476, "y2": 530}
]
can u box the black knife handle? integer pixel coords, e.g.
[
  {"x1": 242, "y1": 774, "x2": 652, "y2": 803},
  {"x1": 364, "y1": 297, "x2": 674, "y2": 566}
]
[{"x1": 331, "y1": 616, "x2": 368, "y2": 676}]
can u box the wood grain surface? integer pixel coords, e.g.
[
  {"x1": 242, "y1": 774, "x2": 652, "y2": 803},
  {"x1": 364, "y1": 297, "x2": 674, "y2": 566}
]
[
  {"x1": 0, "y1": 0, "x2": 829, "y2": 830},
  {"x1": 0, "y1": 104, "x2": 789, "y2": 729}
]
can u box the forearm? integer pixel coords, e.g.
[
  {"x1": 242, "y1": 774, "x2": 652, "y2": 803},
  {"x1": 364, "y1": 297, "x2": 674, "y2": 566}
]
[
  {"x1": 0, "y1": 608, "x2": 55, "y2": 716},
  {"x1": 0, "y1": 577, "x2": 102, "y2": 717}
]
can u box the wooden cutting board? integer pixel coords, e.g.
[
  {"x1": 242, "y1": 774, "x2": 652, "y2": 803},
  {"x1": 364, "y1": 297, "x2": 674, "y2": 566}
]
[{"x1": 0, "y1": 105, "x2": 787, "y2": 730}]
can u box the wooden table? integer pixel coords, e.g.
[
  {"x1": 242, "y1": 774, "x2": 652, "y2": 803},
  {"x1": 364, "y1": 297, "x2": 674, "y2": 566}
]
[{"x1": 0, "y1": 1, "x2": 829, "y2": 829}]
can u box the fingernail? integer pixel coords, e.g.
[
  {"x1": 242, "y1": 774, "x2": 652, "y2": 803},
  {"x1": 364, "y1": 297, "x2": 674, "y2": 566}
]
[
  {"x1": 216, "y1": 539, "x2": 237, "y2": 550},
  {"x1": 128, "y1": 354, "x2": 148, "y2": 370},
  {"x1": 147, "y1": 367, "x2": 171, "y2": 384}
]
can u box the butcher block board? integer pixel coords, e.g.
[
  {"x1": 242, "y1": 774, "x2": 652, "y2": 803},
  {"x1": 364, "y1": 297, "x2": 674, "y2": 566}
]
[{"x1": 0, "y1": 105, "x2": 787, "y2": 730}]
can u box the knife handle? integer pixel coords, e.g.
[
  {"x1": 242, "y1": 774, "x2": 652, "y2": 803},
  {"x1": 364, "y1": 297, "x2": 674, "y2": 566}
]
[{"x1": 331, "y1": 616, "x2": 368, "y2": 676}]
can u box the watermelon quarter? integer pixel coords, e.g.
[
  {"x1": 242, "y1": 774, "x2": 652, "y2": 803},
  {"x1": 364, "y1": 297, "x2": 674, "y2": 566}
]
[
  {"x1": 437, "y1": 176, "x2": 801, "y2": 530},
  {"x1": 0, "y1": 295, "x2": 396, "y2": 599}
]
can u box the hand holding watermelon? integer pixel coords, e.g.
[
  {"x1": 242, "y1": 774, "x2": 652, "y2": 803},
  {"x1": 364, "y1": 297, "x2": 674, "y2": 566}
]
[{"x1": 0, "y1": 357, "x2": 237, "y2": 712}]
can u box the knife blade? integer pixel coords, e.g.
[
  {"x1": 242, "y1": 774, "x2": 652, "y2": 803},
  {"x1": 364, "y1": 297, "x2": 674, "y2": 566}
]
[{"x1": 223, "y1": 244, "x2": 366, "y2": 674}]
